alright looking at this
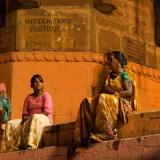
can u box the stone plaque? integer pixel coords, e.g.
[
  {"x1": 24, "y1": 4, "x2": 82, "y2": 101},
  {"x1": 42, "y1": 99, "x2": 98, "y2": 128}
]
[
  {"x1": 154, "y1": 0, "x2": 160, "y2": 47},
  {"x1": 125, "y1": 37, "x2": 146, "y2": 65},
  {"x1": 20, "y1": 15, "x2": 74, "y2": 51}
]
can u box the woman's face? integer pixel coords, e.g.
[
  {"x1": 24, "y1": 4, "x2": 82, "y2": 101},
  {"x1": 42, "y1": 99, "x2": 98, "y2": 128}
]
[
  {"x1": 107, "y1": 54, "x2": 119, "y2": 71},
  {"x1": 32, "y1": 77, "x2": 43, "y2": 91}
]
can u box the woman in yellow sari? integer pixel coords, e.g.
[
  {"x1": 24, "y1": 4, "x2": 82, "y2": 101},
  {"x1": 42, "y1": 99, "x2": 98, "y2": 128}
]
[{"x1": 67, "y1": 51, "x2": 139, "y2": 159}]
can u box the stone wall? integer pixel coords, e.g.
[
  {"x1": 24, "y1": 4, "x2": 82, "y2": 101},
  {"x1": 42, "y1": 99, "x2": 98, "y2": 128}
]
[
  {"x1": 1, "y1": 0, "x2": 92, "y2": 52},
  {"x1": 0, "y1": 52, "x2": 160, "y2": 124},
  {"x1": 0, "y1": 52, "x2": 107, "y2": 124},
  {"x1": 93, "y1": 0, "x2": 157, "y2": 68},
  {"x1": 0, "y1": 0, "x2": 159, "y2": 69}
]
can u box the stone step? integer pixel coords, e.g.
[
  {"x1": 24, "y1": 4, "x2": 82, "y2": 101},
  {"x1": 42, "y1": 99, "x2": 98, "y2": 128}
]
[
  {"x1": 1, "y1": 110, "x2": 160, "y2": 160},
  {"x1": 42, "y1": 110, "x2": 160, "y2": 147},
  {"x1": 0, "y1": 134, "x2": 160, "y2": 160},
  {"x1": 0, "y1": 146, "x2": 68, "y2": 160},
  {"x1": 73, "y1": 134, "x2": 160, "y2": 160}
]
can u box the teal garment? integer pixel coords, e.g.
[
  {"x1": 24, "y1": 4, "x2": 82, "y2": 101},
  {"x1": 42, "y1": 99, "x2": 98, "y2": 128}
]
[
  {"x1": 0, "y1": 95, "x2": 12, "y2": 123},
  {"x1": 120, "y1": 70, "x2": 131, "y2": 82}
]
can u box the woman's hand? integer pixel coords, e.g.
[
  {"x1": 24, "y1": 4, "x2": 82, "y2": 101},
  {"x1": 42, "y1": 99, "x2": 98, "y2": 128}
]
[
  {"x1": 21, "y1": 114, "x2": 29, "y2": 124},
  {"x1": 41, "y1": 111, "x2": 48, "y2": 116}
]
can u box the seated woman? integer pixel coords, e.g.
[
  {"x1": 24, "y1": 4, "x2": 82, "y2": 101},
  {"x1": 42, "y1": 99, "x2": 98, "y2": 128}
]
[
  {"x1": 0, "y1": 74, "x2": 53, "y2": 152},
  {"x1": 0, "y1": 83, "x2": 12, "y2": 134},
  {"x1": 67, "y1": 51, "x2": 139, "y2": 158}
]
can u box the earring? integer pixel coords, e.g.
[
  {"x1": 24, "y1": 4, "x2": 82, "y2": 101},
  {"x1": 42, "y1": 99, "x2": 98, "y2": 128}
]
[{"x1": 119, "y1": 63, "x2": 121, "y2": 68}]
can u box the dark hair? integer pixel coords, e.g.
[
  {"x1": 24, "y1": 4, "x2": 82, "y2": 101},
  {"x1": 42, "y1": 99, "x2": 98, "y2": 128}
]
[
  {"x1": 108, "y1": 51, "x2": 127, "y2": 67},
  {"x1": 30, "y1": 74, "x2": 43, "y2": 88}
]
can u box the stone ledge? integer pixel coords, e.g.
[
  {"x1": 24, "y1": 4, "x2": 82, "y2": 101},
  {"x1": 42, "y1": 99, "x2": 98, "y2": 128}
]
[
  {"x1": 42, "y1": 122, "x2": 75, "y2": 147},
  {"x1": 0, "y1": 52, "x2": 160, "y2": 80},
  {"x1": 1, "y1": 134, "x2": 160, "y2": 160},
  {"x1": 0, "y1": 52, "x2": 105, "y2": 64},
  {"x1": 117, "y1": 110, "x2": 160, "y2": 139},
  {"x1": 0, "y1": 146, "x2": 68, "y2": 160},
  {"x1": 128, "y1": 110, "x2": 160, "y2": 121}
]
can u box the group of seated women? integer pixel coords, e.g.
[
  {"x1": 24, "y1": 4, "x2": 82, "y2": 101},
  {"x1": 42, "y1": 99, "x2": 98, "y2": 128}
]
[{"x1": 0, "y1": 51, "x2": 139, "y2": 156}]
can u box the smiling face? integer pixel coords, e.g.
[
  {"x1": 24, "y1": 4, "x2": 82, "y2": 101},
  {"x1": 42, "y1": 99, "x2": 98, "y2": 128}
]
[
  {"x1": 107, "y1": 54, "x2": 120, "y2": 71},
  {"x1": 31, "y1": 77, "x2": 43, "y2": 91}
]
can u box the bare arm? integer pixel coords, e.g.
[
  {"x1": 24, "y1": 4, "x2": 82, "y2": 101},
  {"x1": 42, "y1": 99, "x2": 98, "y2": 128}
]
[{"x1": 118, "y1": 81, "x2": 133, "y2": 98}]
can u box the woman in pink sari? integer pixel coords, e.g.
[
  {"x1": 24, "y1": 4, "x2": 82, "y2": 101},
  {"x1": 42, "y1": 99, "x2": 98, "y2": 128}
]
[{"x1": 0, "y1": 74, "x2": 53, "y2": 152}]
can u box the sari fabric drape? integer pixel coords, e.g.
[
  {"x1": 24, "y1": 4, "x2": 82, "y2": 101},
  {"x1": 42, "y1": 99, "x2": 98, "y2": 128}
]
[
  {"x1": 74, "y1": 69, "x2": 139, "y2": 148},
  {"x1": 0, "y1": 114, "x2": 51, "y2": 152}
]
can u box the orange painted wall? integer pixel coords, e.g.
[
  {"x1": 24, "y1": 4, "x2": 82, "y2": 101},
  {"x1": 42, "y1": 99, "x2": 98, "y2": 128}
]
[{"x1": 0, "y1": 52, "x2": 160, "y2": 124}]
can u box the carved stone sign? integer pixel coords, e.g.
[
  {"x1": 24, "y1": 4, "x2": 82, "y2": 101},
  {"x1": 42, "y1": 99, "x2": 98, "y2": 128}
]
[
  {"x1": 20, "y1": 15, "x2": 74, "y2": 51},
  {"x1": 125, "y1": 37, "x2": 146, "y2": 65}
]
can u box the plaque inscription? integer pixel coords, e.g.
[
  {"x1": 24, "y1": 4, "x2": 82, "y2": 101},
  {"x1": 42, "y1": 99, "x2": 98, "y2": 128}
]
[
  {"x1": 20, "y1": 15, "x2": 74, "y2": 51},
  {"x1": 126, "y1": 37, "x2": 146, "y2": 65}
]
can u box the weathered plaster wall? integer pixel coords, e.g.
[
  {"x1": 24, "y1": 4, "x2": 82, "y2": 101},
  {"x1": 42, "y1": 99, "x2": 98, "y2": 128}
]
[
  {"x1": 0, "y1": 0, "x2": 159, "y2": 69},
  {"x1": 1, "y1": 0, "x2": 92, "y2": 52},
  {"x1": 0, "y1": 52, "x2": 107, "y2": 124},
  {"x1": 0, "y1": 52, "x2": 160, "y2": 124},
  {"x1": 93, "y1": 0, "x2": 157, "y2": 68}
]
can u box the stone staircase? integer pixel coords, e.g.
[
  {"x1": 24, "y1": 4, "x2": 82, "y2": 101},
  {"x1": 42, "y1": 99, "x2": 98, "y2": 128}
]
[
  {"x1": 0, "y1": 146, "x2": 68, "y2": 160},
  {"x1": 0, "y1": 110, "x2": 160, "y2": 160}
]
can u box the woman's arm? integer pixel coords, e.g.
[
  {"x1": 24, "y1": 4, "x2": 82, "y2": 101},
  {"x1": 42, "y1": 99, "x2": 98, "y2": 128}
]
[
  {"x1": 21, "y1": 95, "x2": 29, "y2": 124},
  {"x1": 41, "y1": 92, "x2": 52, "y2": 116},
  {"x1": 118, "y1": 81, "x2": 133, "y2": 98}
]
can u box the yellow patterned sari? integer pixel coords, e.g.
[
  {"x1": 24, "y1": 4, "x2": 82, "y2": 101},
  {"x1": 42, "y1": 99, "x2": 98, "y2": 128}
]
[{"x1": 69, "y1": 69, "x2": 139, "y2": 155}]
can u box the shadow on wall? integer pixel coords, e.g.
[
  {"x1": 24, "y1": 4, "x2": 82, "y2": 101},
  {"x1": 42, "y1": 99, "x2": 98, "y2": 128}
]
[
  {"x1": 93, "y1": 0, "x2": 117, "y2": 15},
  {"x1": 7, "y1": 0, "x2": 40, "y2": 14},
  {"x1": 0, "y1": 0, "x2": 6, "y2": 28},
  {"x1": 92, "y1": 64, "x2": 109, "y2": 97}
]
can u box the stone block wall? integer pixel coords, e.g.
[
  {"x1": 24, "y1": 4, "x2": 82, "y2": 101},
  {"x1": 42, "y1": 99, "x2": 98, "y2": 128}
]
[
  {"x1": 0, "y1": 0, "x2": 160, "y2": 69},
  {"x1": 0, "y1": 52, "x2": 160, "y2": 124},
  {"x1": 93, "y1": 0, "x2": 156, "y2": 69}
]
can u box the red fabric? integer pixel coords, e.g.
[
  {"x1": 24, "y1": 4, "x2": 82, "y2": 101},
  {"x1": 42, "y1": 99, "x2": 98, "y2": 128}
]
[{"x1": 0, "y1": 83, "x2": 6, "y2": 93}]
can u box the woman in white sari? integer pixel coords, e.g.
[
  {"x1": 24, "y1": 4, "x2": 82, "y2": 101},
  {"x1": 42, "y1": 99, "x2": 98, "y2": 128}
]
[{"x1": 0, "y1": 74, "x2": 53, "y2": 152}]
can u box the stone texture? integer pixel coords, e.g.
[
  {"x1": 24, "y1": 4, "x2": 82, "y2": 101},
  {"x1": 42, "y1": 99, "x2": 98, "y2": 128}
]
[
  {"x1": 0, "y1": 146, "x2": 68, "y2": 160},
  {"x1": 1, "y1": 131, "x2": 160, "y2": 160},
  {"x1": 98, "y1": 28, "x2": 121, "y2": 53},
  {"x1": 73, "y1": 134, "x2": 160, "y2": 160},
  {"x1": 117, "y1": 110, "x2": 160, "y2": 139},
  {"x1": 0, "y1": 0, "x2": 159, "y2": 69},
  {"x1": 42, "y1": 122, "x2": 75, "y2": 146},
  {"x1": 42, "y1": 111, "x2": 160, "y2": 147}
]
